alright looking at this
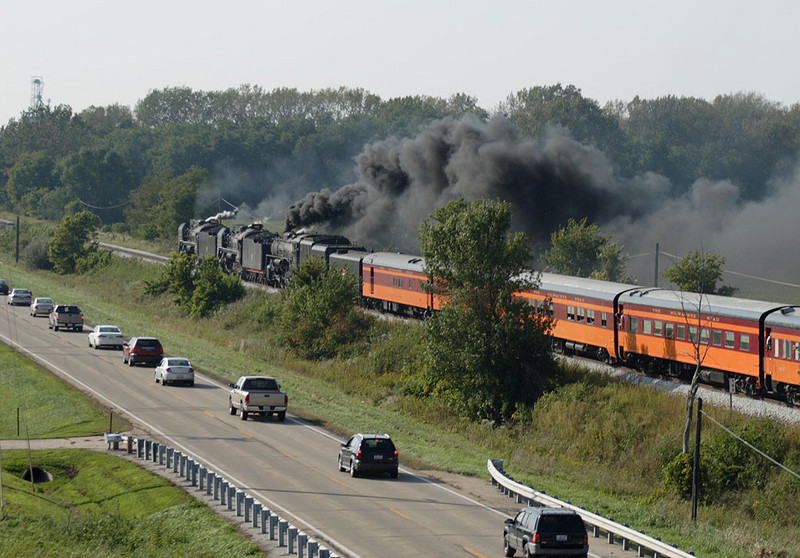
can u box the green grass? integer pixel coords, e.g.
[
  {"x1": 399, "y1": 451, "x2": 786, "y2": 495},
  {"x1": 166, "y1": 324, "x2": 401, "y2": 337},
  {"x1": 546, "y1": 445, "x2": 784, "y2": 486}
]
[
  {"x1": 0, "y1": 343, "x2": 124, "y2": 439},
  {"x1": 1, "y1": 254, "x2": 800, "y2": 557},
  {"x1": 0, "y1": 449, "x2": 262, "y2": 558}
]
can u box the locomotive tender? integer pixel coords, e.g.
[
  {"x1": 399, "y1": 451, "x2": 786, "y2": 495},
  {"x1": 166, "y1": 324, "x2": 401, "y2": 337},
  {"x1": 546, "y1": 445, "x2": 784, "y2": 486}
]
[{"x1": 179, "y1": 218, "x2": 800, "y2": 405}]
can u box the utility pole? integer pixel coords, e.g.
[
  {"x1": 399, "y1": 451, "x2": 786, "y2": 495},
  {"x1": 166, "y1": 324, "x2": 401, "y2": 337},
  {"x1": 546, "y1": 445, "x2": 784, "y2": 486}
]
[{"x1": 654, "y1": 242, "x2": 659, "y2": 287}]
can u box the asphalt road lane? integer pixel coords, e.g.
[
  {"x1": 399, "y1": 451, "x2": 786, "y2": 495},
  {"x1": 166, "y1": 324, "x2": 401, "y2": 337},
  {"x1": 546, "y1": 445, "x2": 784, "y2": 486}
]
[{"x1": 1, "y1": 303, "x2": 623, "y2": 558}]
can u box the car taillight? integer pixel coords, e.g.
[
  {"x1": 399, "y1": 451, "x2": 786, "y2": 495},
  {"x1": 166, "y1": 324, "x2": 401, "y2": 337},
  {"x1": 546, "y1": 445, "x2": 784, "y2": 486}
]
[
  {"x1": 393, "y1": 449, "x2": 398, "y2": 460},
  {"x1": 583, "y1": 533, "x2": 588, "y2": 544},
  {"x1": 283, "y1": 394, "x2": 288, "y2": 404},
  {"x1": 356, "y1": 449, "x2": 362, "y2": 459},
  {"x1": 189, "y1": 368, "x2": 193, "y2": 373},
  {"x1": 245, "y1": 394, "x2": 250, "y2": 404},
  {"x1": 165, "y1": 367, "x2": 171, "y2": 372},
  {"x1": 531, "y1": 533, "x2": 541, "y2": 544}
]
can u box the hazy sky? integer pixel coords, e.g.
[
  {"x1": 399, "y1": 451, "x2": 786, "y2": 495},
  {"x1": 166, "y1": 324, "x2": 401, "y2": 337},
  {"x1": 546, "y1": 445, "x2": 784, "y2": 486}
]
[{"x1": 2, "y1": 0, "x2": 799, "y2": 124}]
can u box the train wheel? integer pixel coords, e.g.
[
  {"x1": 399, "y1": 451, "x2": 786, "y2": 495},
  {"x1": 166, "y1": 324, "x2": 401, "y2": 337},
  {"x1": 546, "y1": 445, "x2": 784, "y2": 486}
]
[{"x1": 787, "y1": 386, "x2": 800, "y2": 407}]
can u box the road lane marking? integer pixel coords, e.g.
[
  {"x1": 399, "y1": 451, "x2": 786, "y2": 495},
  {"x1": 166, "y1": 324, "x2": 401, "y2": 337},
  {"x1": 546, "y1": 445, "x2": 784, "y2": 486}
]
[
  {"x1": 281, "y1": 450, "x2": 298, "y2": 461},
  {"x1": 329, "y1": 476, "x2": 349, "y2": 488},
  {"x1": 462, "y1": 547, "x2": 489, "y2": 558},
  {"x1": 204, "y1": 410, "x2": 215, "y2": 418},
  {"x1": 237, "y1": 429, "x2": 254, "y2": 438},
  {"x1": 171, "y1": 393, "x2": 183, "y2": 401},
  {"x1": 390, "y1": 508, "x2": 412, "y2": 521}
]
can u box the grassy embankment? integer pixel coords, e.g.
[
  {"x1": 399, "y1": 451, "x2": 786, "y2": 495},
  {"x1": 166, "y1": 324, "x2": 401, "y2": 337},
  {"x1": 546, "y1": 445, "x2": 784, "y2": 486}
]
[
  {"x1": 0, "y1": 344, "x2": 263, "y2": 557},
  {"x1": 1, "y1": 248, "x2": 799, "y2": 558}
]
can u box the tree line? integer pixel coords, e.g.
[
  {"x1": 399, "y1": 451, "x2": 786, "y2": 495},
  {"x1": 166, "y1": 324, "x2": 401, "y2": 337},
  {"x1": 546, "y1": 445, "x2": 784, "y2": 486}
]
[{"x1": 1, "y1": 84, "x2": 799, "y2": 248}]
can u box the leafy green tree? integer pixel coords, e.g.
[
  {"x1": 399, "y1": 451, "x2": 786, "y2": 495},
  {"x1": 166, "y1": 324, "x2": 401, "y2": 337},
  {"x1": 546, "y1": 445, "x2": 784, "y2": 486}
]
[
  {"x1": 4, "y1": 151, "x2": 60, "y2": 215},
  {"x1": 189, "y1": 256, "x2": 246, "y2": 318},
  {"x1": 541, "y1": 217, "x2": 630, "y2": 282},
  {"x1": 145, "y1": 253, "x2": 244, "y2": 317},
  {"x1": 59, "y1": 148, "x2": 135, "y2": 223},
  {"x1": 47, "y1": 211, "x2": 101, "y2": 274},
  {"x1": 124, "y1": 168, "x2": 206, "y2": 240},
  {"x1": 663, "y1": 250, "x2": 736, "y2": 295},
  {"x1": 500, "y1": 84, "x2": 624, "y2": 153},
  {"x1": 279, "y1": 257, "x2": 370, "y2": 359},
  {"x1": 420, "y1": 198, "x2": 555, "y2": 422}
]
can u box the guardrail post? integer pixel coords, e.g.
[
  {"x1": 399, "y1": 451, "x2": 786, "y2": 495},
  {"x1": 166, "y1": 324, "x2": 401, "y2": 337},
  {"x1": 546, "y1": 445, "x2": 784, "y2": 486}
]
[
  {"x1": 166, "y1": 447, "x2": 173, "y2": 468},
  {"x1": 607, "y1": 531, "x2": 614, "y2": 544},
  {"x1": 236, "y1": 491, "x2": 244, "y2": 516},
  {"x1": 136, "y1": 438, "x2": 144, "y2": 458},
  {"x1": 307, "y1": 540, "x2": 318, "y2": 557},
  {"x1": 220, "y1": 481, "x2": 228, "y2": 505},
  {"x1": 227, "y1": 486, "x2": 235, "y2": 511},
  {"x1": 279, "y1": 520, "x2": 288, "y2": 546},
  {"x1": 145, "y1": 439, "x2": 152, "y2": 461},
  {"x1": 174, "y1": 451, "x2": 182, "y2": 474},
  {"x1": 186, "y1": 458, "x2": 193, "y2": 482},
  {"x1": 269, "y1": 514, "x2": 278, "y2": 540},
  {"x1": 637, "y1": 545, "x2": 645, "y2": 557},
  {"x1": 244, "y1": 496, "x2": 253, "y2": 522},
  {"x1": 288, "y1": 526, "x2": 297, "y2": 553},
  {"x1": 319, "y1": 548, "x2": 330, "y2": 558},
  {"x1": 622, "y1": 538, "x2": 630, "y2": 551},
  {"x1": 252, "y1": 502, "x2": 261, "y2": 528},
  {"x1": 159, "y1": 444, "x2": 166, "y2": 465},
  {"x1": 206, "y1": 471, "x2": 214, "y2": 495},
  {"x1": 192, "y1": 462, "x2": 199, "y2": 486},
  {"x1": 151, "y1": 441, "x2": 158, "y2": 462},
  {"x1": 261, "y1": 509, "x2": 270, "y2": 534},
  {"x1": 198, "y1": 466, "x2": 206, "y2": 490},
  {"x1": 298, "y1": 533, "x2": 307, "y2": 558},
  {"x1": 213, "y1": 476, "x2": 221, "y2": 501}
]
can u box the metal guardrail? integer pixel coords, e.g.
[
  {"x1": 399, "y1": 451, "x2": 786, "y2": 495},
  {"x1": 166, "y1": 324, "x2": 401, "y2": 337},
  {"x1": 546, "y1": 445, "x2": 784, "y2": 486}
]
[
  {"x1": 126, "y1": 436, "x2": 339, "y2": 558},
  {"x1": 488, "y1": 459, "x2": 695, "y2": 558}
]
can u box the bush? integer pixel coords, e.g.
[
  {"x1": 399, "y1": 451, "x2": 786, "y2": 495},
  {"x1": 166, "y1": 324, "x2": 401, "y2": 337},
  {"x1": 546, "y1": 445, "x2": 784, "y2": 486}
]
[{"x1": 22, "y1": 238, "x2": 54, "y2": 270}]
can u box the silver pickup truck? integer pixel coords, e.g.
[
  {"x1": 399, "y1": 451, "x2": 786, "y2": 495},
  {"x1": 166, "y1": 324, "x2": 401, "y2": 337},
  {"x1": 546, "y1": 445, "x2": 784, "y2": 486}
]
[
  {"x1": 48, "y1": 304, "x2": 84, "y2": 331},
  {"x1": 228, "y1": 376, "x2": 288, "y2": 421}
]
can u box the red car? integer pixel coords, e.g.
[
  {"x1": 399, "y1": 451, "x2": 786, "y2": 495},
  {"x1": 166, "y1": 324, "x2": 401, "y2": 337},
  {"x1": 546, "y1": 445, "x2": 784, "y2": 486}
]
[{"x1": 122, "y1": 337, "x2": 163, "y2": 366}]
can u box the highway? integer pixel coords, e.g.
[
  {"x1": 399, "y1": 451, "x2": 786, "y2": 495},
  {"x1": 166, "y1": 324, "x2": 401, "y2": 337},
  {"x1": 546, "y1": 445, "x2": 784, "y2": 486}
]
[{"x1": 0, "y1": 302, "x2": 621, "y2": 558}]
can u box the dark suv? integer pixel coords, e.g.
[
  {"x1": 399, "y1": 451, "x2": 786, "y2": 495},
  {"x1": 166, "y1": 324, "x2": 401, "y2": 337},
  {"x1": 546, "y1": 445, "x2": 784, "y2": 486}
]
[
  {"x1": 503, "y1": 506, "x2": 588, "y2": 557},
  {"x1": 122, "y1": 337, "x2": 164, "y2": 366},
  {"x1": 338, "y1": 433, "x2": 398, "y2": 478}
]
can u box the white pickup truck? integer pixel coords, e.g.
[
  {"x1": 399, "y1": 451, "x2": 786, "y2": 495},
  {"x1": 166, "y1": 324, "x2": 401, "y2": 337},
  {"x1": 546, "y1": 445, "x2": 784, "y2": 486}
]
[{"x1": 228, "y1": 376, "x2": 288, "y2": 421}]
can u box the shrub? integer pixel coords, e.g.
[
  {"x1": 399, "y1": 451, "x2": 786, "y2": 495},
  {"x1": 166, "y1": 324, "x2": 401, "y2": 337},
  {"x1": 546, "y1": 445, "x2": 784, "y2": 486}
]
[{"x1": 22, "y1": 238, "x2": 54, "y2": 270}]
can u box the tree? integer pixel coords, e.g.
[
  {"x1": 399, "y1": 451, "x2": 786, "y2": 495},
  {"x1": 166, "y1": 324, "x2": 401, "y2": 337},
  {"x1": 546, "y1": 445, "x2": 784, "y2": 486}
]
[
  {"x1": 419, "y1": 198, "x2": 555, "y2": 421},
  {"x1": 279, "y1": 257, "x2": 369, "y2": 359},
  {"x1": 145, "y1": 253, "x2": 245, "y2": 317},
  {"x1": 541, "y1": 217, "x2": 630, "y2": 282},
  {"x1": 663, "y1": 250, "x2": 736, "y2": 295},
  {"x1": 47, "y1": 211, "x2": 101, "y2": 274}
]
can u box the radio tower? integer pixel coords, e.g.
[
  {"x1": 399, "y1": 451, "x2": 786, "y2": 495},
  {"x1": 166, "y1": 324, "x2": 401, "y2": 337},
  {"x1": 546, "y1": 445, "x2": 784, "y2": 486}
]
[{"x1": 30, "y1": 76, "x2": 44, "y2": 110}]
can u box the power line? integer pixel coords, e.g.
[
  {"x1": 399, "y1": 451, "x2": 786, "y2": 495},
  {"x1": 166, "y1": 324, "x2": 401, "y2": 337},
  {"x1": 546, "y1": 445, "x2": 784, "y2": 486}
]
[{"x1": 700, "y1": 409, "x2": 800, "y2": 482}]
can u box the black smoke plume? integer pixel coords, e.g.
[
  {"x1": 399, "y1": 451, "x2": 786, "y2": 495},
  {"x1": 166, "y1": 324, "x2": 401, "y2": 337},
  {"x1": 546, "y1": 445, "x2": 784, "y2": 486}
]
[{"x1": 283, "y1": 114, "x2": 800, "y2": 297}]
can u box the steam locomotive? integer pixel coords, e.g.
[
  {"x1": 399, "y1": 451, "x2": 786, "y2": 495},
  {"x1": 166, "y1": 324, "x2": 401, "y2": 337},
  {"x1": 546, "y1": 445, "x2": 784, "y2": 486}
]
[{"x1": 178, "y1": 218, "x2": 800, "y2": 406}]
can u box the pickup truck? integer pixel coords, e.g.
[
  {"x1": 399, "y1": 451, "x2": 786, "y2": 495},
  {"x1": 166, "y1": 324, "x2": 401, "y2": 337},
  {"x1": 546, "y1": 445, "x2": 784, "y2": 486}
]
[
  {"x1": 228, "y1": 376, "x2": 288, "y2": 421},
  {"x1": 48, "y1": 304, "x2": 84, "y2": 331}
]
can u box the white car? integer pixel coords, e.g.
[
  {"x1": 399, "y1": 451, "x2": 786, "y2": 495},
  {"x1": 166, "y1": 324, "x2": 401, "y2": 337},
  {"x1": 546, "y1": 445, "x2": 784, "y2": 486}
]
[
  {"x1": 7, "y1": 288, "x2": 32, "y2": 306},
  {"x1": 88, "y1": 324, "x2": 124, "y2": 350},
  {"x1": 30, "y1": 297, "x2": 54, "y2": 317},
  {"x1": 154, "y1": 357, "x2": 195, "y2": 387}
]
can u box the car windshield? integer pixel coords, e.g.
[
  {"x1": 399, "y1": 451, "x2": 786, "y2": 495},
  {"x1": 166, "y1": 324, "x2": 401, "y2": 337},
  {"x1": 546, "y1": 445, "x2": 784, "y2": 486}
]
[
  {"x1": 169, "y1": 359, "x2": 190, "y2": 367},
  {"x1": 38, "y1": 298, "x2": 53, "y2": 304},
  {"x1": 537, "y1": 514, "x2": 586, "y2": 534},
  {"x1": 62, "y1": 306, "x2": 80, "y2": 313},
  {"x1": 99, "y1": 326, "x2": 120, "y2": 333},
  {"x1": 137, "y1": 339, "x2": 161, "y2": 347},
  {"x1": 15, "y1": 290, "x2": 30, "y2": 295}
]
